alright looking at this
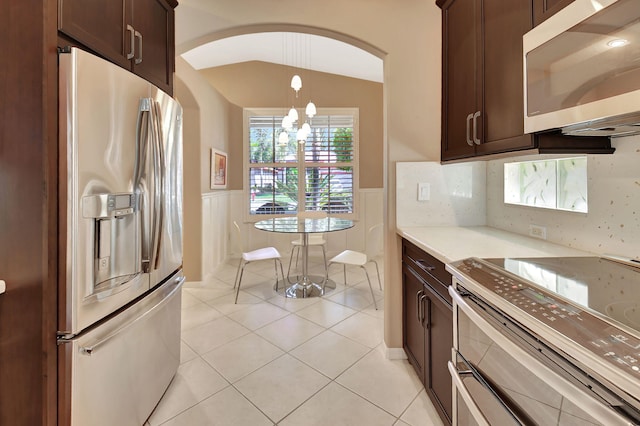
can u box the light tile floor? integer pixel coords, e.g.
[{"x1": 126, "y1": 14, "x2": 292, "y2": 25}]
[{"x1": 146, "y1": 256, "x2": 445, "y2": 426}]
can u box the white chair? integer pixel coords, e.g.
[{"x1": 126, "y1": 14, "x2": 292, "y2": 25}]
[
  {"x1": 232, "y1": 221, "x2": 286, "y2": 304},
  {"x1": 287, "y1": 211, "x2": 328, "y2": 281},
  {"x1": 325, "y1": 223, "x2": 383, "y2": 309}
]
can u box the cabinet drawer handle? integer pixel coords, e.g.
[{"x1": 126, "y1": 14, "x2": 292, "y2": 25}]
[
  {"x1": 416, "y1": 259, "x2": 436, "y2": 273},
  {"x1": 126, "y1": 25, "x2": 135, "y2": 60},
  {"x1": 472, "y1": 111, "x2": 481, "y2": 145},
  {"x1": 134, "y1": 31, "x2": 143, "y2": 64},
  {"x1": 466, "y1": 113, "x2": 474, "y2": 146}
]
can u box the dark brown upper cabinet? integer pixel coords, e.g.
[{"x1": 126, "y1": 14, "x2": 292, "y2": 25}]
[
  {"x1": 439, "y1": 0, "x2": 536, "y2": 161},
  {"x1": 532, "y1": 0, "x2": 575, "y2": 26},
  {"x1": 437, "y1": 0, "x2": 613, "y2": 162},
  {"x1": 58, "y1": 0, "x2": 176, "y2": 95}
]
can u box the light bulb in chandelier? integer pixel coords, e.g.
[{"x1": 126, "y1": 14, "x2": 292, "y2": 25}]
[
  {"x1": 296, "y1": 127, "x2": 308, "y2": 143},
  {"x1": 302, "y1": 122, "x2": 311, "y2": 135},
  {"x1": 282, "y1": 115, "x2": 293, "y2": 131},
  {"x1": 290, "y1": 75, "x2": 302, "y2": 95},
  {"x1": 288, "y1": 108, "x2": 298, "y2": 122},
  {"x1": 278, "y1": 131, "x2": 289, "y2": 145},
  {"x1": 305, "y1": 102, "x2": 316, "y2": 118}
]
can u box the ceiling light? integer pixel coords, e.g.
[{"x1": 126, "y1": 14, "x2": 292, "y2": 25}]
[
  {"x1": 282, "y1": 115, "x2": 293, "y2": 130},
  {"x1": 278, "y1": 131, "x2": 289, "y2": 145},
  {"x1": 296, "y1": 127, "x2": 308, "y2": 143},
  {"x1": 607, "y1": 39, "x2": 628, "y2": 48},
  {"x1": 288, "y1": 108, "x2": 298, "y2": 122},
  {"x1": 305, "y1": 102, "x2": 316, "y2": 118},
  {"x1": 290, "y1": 75, "x2": 302, "y2": 94}
]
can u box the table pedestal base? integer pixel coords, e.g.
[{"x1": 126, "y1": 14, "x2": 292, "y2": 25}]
[{"x1": 276, "y1": 276, "x2": 336, "y2": 298}]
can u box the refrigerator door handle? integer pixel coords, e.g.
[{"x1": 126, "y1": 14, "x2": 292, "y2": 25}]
[
  {"x1": 78, "y1": 275, "x2": 185, "y2": 355},
  {"x1": 136, "y1": 99, "x2": 151, "y2": 272},
  {"x1": 149, "y1": 100, "x2": 165, "y2": 271}
]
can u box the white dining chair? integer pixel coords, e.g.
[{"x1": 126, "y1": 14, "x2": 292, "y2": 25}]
[
  {"x1": 232, "y1": 221, "x2": 286, "y2": 303},
  {"x1": 287, "y1": 211, "x2": 328, "y2": 281},
  {"x1": 325, "y1": 223, "x2": 383, "y2": 309}
]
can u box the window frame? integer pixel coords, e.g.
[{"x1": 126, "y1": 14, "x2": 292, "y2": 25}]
[{"x1": 243, "y1": 107, "x2": 360, "y2": 222}]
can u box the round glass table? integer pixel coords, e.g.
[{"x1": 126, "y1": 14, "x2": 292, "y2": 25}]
[{"x1": 254, "y1": 217, "x2": 354, "y2": 298}]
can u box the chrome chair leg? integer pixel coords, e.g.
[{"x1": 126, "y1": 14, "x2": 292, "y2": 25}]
[
  {"x1": 234, "y1": 262, "x2": 247, "y2": 304},
  {"x1": 323, "y1": 262, "x2": 332, "y2": 292},
  {"x1": 320, "y1": 246, "x2": 328, "y2": 284},
  {"x1": 233, "y1": 257, "x2": 243, "y2": 289},
  {"x1": 276, "y1": 259, "x2": 287, "y2": 297},
  {"x1": 361, "y1": 265, "x2": 378, "y2": 310},
  {"x1": 286, "y1": 246, "x2": 299, "y2": 284},
  {"x1": 372, "y1": 260, "x2": 382, "y2": 291}
]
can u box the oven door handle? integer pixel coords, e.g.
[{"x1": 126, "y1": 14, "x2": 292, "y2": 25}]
[
  {"x1": 449, "y1": 353, "x2": 529, "y2": 425},
  {"x1": 449, "y1": 285, "x2": 634, "y2": 426},
  {"x1": 448, "y1": 361, "x2": 491, "y2": 426}
]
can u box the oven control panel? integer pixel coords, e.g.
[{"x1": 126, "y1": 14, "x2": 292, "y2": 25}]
[{"x1": 451, "y1": 258, "x2": 640, "y2": 380}]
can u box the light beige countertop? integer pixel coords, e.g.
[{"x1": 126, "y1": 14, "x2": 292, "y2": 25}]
[{"x1": 397, "y1": 226, "x2": 594, "y2": 264}]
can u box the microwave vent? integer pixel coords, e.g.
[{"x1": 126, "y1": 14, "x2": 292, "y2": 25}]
[{"x1": 561, "y1": 112, "x2": 640, "y2": 137}]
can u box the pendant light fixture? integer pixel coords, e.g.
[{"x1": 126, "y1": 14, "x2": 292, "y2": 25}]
[
  {"x1": 288, "y1": 107, "x2": 298, "y2": 123},
  {"x1": 305, "y1": 101, "x2": 316, "y2": 118},
  {"x1": 281, "y1": 33, "x2": 317, "y2": 145},
  {"x1": 290, "y1": 74, "x2": 302, "y2": 94}
]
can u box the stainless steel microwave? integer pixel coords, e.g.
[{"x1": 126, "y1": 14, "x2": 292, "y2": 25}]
[{"x1": 523, "y1": 0, "x2": 640, "y2": 137}]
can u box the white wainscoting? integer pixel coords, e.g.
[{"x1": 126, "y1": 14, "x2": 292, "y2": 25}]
[
  {"x1": 201, "y1": 191, "x2": 230, "y2": 281},
  {"x1": 200, "y1": 189, "x2": 384, "y2": 281}
]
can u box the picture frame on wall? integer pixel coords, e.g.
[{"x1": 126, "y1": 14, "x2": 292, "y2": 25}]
[{"x1": 210, "y1": 148, "x2": 227, "y2": 189}]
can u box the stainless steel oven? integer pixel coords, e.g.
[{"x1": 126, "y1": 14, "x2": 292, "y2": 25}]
[{"x1": 447, "y1": 257, "x2": 640, "y2": 425}]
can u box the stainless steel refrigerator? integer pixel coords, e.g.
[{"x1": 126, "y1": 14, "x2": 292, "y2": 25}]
[{"x1": 57, "y1": 47, "x2": 184, "y2": 425}]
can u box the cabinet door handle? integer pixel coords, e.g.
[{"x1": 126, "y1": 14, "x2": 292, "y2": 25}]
[
  {"x1": 134, "y1": 31, "x2": 143, "y2": 64},
  {"x1": 472, "y1": 111, "x2": 481, "y2": 145},
  {"x1": 420, "y1": 294, "x2": 429, "y2": 325},
  {"x1": 126, "y1": 25, "x2": 135, "y2": 60},
  {"x1": 466, "y1": 113, "x2": 474, "y2": 146},
  {"x1": 416, "y1": 290, "x2": 424, "y2": 323}
]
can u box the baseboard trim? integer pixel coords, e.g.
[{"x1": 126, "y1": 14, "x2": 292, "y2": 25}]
[{"x1": 384, "y1": 344, "x2": 408, "y2": 360}]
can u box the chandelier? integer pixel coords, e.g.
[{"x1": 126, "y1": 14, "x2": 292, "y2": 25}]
[
  {"x1": 278, "y1": 74, "x2": 316, "y2": 145},
  {"x1": 278, "y1": 34, "x2": 316, "y2": 145}
]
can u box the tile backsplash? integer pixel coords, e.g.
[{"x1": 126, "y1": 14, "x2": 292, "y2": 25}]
[
  {"x1": 396, "y1": 161, "x2": 487, "y2": 227},
  {"x1": 487, "y1": 136, "x2": 640, "y2": 257},
  {"x1": 396, "y1": 136, "x2": 640, "y2": 258}
]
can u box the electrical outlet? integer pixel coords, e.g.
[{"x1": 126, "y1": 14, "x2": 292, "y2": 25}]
[{"x1": 529, "y1": 224, "x2": 547, "y2": 240}]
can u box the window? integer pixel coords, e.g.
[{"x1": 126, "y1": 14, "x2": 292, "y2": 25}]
[
  {"x1": 244, "y1": 108, "x2": 358, "y2": 218},
  {"x1": 504, "y1": 157, "x2": 588, "y2": 213}
]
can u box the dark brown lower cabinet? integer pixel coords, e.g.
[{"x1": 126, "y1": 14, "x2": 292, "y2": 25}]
[{"x1": 402, "y1": 239, "x2": 453, "y2": 424}]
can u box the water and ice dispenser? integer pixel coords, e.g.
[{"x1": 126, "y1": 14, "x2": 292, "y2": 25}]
[{"x1": 82, "y1": 193, "x2": 142, "y2": 297}]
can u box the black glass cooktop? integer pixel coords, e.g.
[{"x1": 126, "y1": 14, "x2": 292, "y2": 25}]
[{"x1": 485, "y1": 256, "x2": 640, "y2": 334}]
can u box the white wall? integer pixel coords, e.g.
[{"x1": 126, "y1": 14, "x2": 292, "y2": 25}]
[{"x1": 487, "y1": 136, "x2": 640, "y2": 257}]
